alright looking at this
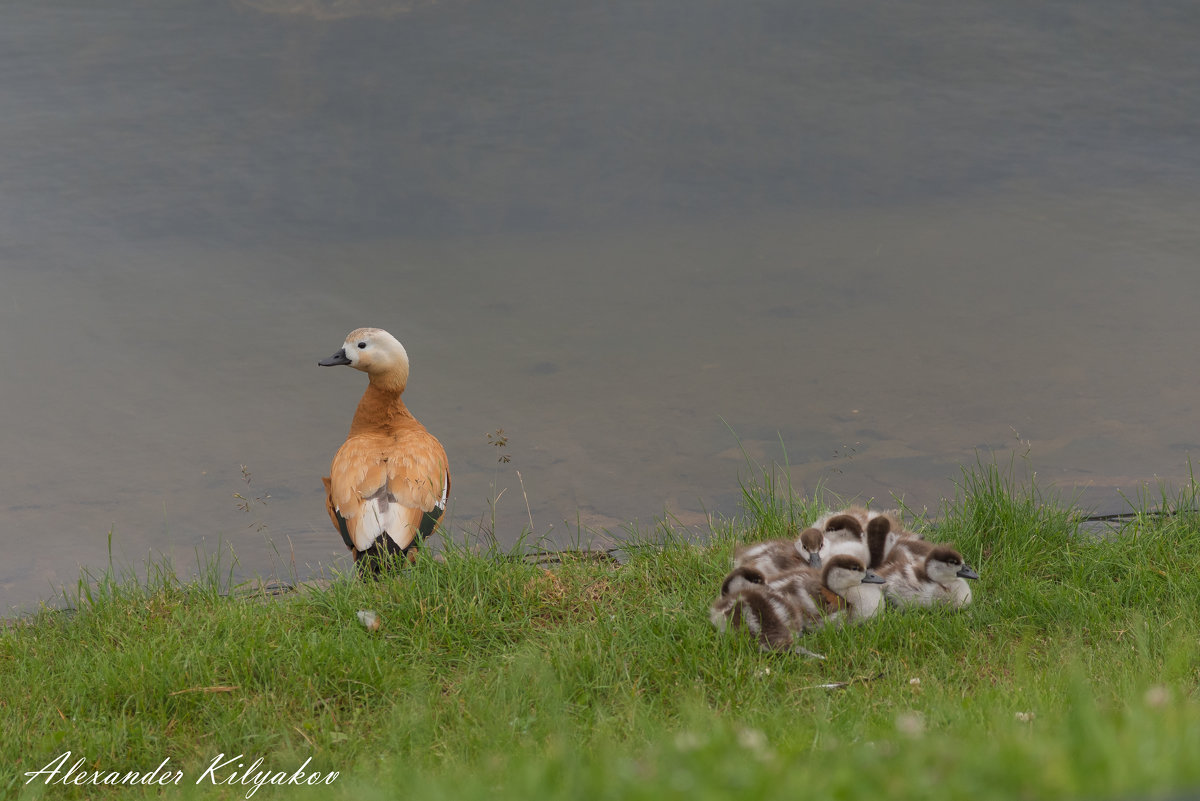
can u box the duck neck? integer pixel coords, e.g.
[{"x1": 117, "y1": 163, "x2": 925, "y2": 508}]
[{"x1": 349, "y1": 380, "x2": 415, "y2": 434}]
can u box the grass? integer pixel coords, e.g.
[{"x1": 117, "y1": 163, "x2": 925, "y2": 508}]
[{"x1": 3, "y1": 459, "x2": 1200, "y2": 799}]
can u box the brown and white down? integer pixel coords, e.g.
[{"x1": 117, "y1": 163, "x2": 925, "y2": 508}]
[
  {"x1": 875, "y1": 538, "x2": 979, "y2": 609},
  {"x1": 710, "y1": 555, "x2": 886, "y2": 652},
  {"x1": 810, "y1": 507, "x2": 929, "y2": 570},
  {"x1": 732, "y1": 527, "x2": 824, "y2": 578}
]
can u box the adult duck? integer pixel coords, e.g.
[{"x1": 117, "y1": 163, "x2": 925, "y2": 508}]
[{"x1": 319, "y1": 327, "x2": 450, "y2": 572}]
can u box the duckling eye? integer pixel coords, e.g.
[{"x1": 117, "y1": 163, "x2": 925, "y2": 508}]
[{"x1": 357, "y1": 342, "x2": 367, "y2": 349}]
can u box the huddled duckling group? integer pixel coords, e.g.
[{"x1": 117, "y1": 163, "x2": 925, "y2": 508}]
[{"x1": 711, "y1": 507, "x2": 978, "y2": 654}]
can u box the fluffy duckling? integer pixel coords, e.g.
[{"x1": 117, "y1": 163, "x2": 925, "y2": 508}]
[
  {"x1": 709, "y1": 565, "x2": 802, "y2": 651},
  {"x1": 812, "y1": 508, "x2": 886, "y2": 566},
  {"x1": 817, "y1": 512, "x2": 869, "y2": 565},
  {"x1": 319, "y1": 327, "x2": 450, "y2": 573},
  {"x1": 732, "y1": 539, "x2": 804, "y2": 579},
  {"x1": 732, "y1": 527, "x2": 824, "y2": 577},
  {"x1": 862, "y1": 515, "x2": 930, "y2": 569},
  {"x1": 710, "y1": 555, "x2": 885, "y2": 652},
  {"x1": 763, "y1": 554, "x2": 885, "y2": 630},
  {"x1": 813, "y1": 506, "x2": 875, "y2": 534},
  {"x1": 876, "y1": 540, "x2": 978, "y2": 609},
  {"x1": 813, "y1": 506, "x2": 909, "y2": 537},
  {"x1": 814, "y1": 553, "x2": 888, "y2": 626},
  {"x1": 813, "y1": 507, "x2": 924, "y2": 570}
]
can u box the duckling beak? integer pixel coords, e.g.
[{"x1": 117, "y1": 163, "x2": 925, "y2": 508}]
[
  {"x1": 318, "y1": 348, "x2": 352, "y2": 367},
  {"x1": 808, "y1": 553, "x2": 822, "y2": 569},
  {"x1": 957, "y1": 564, "x2": 980, "y2": 580},
  {"x1": 862, "y1": 569, "x2": 886, "y2": 585}
]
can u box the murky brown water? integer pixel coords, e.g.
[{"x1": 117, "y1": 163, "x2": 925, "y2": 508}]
[{"x1": 4, "y1": 1, "x2": 1199, "y2": 611}]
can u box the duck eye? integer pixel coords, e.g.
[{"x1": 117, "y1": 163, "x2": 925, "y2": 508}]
[{"x1": 357, "y1": 342, "x2": 367, "y2": 349}]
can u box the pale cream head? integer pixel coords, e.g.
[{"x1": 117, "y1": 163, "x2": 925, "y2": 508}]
[{"x1": 320, "y1": 327, "x2": 411, "y2": 390}]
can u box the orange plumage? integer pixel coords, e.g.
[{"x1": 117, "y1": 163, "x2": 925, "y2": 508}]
[{"x1": 319, "y1": 328, "x2": 450, "y2": 571}]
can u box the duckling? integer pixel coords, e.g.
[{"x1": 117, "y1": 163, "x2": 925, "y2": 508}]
[
  {"x1": 816, "y1": 509, "x2": 863, "y2": 530},
  {"x1": 813, "y1": 507, "x2": 922, "y2": 568},
  {"x1": 732, "y1": 539, "x2": 804, "y2": 578},
  {"x1": 732, "y1": 527, "x2": 824, "y2": 577},
  {"x1": 815, "y1": 507, "x2": 896, "y2": 566},
  {"x1": 319, "y1": 327, "x2": 450, "y2": 573},
  {"x1": 864, "y1": 515, "x2": 892, "y2": 568},
  {"x1": 719, "y1": 564, "x2": 768, "y2": 597},
  {"x1": 862, "y1": 514, "x2": 929, "y2": 568},
  {"x1": 812, "y1": 506, "x2": 873, "y2": 534},
  {"x1": 811, "y1": 553, "x2": 888, "y2": 626},
  {"x1": 818, "y1": 512, "x2": 869, "y2": 565},
  {"x1": 708, "y1": 565, "x2": 800, "y2": 650},
  {"x1": 710, "y1": 555, "x2": 885, "y2": 652},
  {"x1": 877, "y1": 541, "x2": 978, "y2": 609},
  {"x1": 773, "y1": 554, "x2": 886, "y2": 630}
]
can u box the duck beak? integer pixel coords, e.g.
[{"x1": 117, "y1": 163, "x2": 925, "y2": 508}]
[
  {"x1": 862, "y1": 569, "x2": 886, "y2": 585},
  {"x1": 957, "y1": 564, "x2": 980, "y2": 580},
  {"x1": 318, "y1": 348, "x2": 351, "y2": 367},
  {"x1": 808, "y1": 553, "x2": 822, "y2": 569}
]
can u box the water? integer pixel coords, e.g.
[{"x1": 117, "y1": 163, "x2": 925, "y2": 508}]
[{"x1": 4, "y1": 0, "x2": 1199, "y2": 611}]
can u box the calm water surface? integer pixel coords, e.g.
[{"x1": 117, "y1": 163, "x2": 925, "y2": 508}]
[{"x1": 3, "y1": 0, "x2": 1199, "y2": 611}]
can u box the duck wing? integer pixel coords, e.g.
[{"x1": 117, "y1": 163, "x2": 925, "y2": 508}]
[{"x1": 328, "y1": 431, "x2": 450, "y2": 554}]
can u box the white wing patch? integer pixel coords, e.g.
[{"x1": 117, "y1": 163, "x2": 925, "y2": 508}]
[{"x1": 352, "y1": 486, "x2": 414, "y2": 553}]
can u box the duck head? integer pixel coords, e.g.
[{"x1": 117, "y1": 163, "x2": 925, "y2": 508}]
[
  {"x1": 319, "y1": 327, "x2": 411, "y2": 390},
  {"x1": 823, "y1": 514, "x2": 864, "y2": 537},
  {"x1": 926, "y1": 546, "x2": 980, "y2": 583},
  {"x1": 720, "y1": 565, "x2": 767, "y2": 596},
  {"x1": 794, "y1": 527, "x2": 825, "y2": 568},
  {"x1": 822, "y1": 554, "x2": 886, "y2": 594}
]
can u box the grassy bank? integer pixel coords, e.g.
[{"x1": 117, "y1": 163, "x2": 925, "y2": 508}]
[{"x1": 4, "y1": 462, "x2": 1200, "y2": 800}]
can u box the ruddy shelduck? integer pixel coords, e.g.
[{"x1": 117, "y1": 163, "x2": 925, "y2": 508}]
[{"x1": 319, "y1": 327, "x2": 450, "y2": 572}]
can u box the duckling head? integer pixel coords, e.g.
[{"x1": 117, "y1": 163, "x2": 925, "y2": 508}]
[
  {"x1": 720, "y1": 565, "x2": 767, "y2": 597},
  {"x1": 925, "y1": 547, "x2": 979, "y2": 584},
  {"x1": 823, "y1": 514, "x2": 864, "y2": 537},
  {"x1": 319, "y1": 327, "x2": 411, "y2": 390},
  {"x1": 794, "y1": 527, "x2": 825, "y2": 568},
  {"x1": 822, "y1": 554, "x2": 886, "y2": 595}
]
